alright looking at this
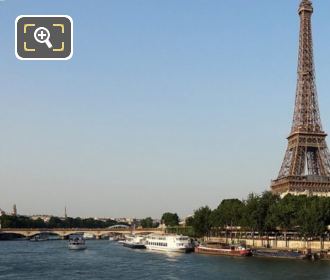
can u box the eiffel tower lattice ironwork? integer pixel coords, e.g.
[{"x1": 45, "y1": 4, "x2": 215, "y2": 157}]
[{"x1": 271, "y1": 0, "x2": 330, "y2": 196}]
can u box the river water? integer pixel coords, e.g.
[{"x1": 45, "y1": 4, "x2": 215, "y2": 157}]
[{"x1": 0, "y1": 240, "x2": 329, "y2": 280}]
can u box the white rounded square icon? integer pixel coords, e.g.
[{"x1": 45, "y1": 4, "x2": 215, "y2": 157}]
[{"x1": 16, "y1": 15, "x2": 73, "y2": 60}]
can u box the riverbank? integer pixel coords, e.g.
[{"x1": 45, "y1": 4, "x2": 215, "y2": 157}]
[
  {"x1": 205, "y1": 236, "x2": 330, "y2": 260},
  {"x1": 206, "y1": 237, "x2": 330, "y2": 251}
]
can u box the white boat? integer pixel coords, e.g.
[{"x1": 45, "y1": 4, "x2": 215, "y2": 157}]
[
  {"x1": 122, "y1": 235, "x2": 146, "y2": 249},
  {"x1": 68, "y1": 236, "x2": 87, "y2": 250},
  {"x1": 83, "y1": 233, "x2": 95, "y2": 240},
  {"x1": 145, "y1": 234, "x2": 193, "y2": 253}
]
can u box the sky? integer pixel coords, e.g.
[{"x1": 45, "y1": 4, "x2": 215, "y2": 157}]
[{"x1": 1, "y1": 0, "x2": 330, "y2": 219}]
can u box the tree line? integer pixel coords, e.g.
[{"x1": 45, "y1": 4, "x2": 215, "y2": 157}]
[
  {"x1": 187, "y1": 192, "x2": 330, "y2": 237},
  {"x1": 4, "y1": 192, "x2": 328, "y2": 238},
  {"x1": 140, "y1": 212, "x2": 179, "y2": 228},
  {"x1": 0, "y1": 215, "x2": 121, "y2": 229},
  {"x1": 0, "y1": 212, "x2": 180, "y2": 229}
]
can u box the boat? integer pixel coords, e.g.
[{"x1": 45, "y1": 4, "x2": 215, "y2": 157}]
[
  {"x1": 111, "y1": 235, "x2": 126, "y2": 243},
  {"x1": 195, "y1": 243, "x2": 252, "y2": 257},
  {"x1": 83, "y1": 232, "x2": 95, "y2": 240},
  {"x1": 68, "y1": 235, "x2": 87, "y2": 250},
  {"x1": 122, "y1": 235, "x2": 146, "y2": 249},
  {"x1": 145, "y1": 234, "x2": 193, "y2": 253},
  {"x1": 29, "y1": 234, "x2": 49, "y2": 242},
  {"x1": 252, "y1": 249, "x2": 310, "y2": 260}
]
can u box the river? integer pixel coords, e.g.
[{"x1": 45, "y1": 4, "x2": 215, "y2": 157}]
[{"x1": 0, "y1": 240, "x2": 329, "y2": 280}]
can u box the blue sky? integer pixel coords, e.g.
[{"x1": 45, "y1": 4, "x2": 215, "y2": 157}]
[{"x1": 1, "y1": 0, "x2": 330, "y2": 218}]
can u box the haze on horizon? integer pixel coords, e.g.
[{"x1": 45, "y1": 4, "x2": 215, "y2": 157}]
[{"x1": 1, "y1": 0, "x2": 330, "y2": 219}]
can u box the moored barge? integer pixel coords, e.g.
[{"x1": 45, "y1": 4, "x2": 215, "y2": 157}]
[
  {"x1": 195, "y1": 243, "x2": 252, "y2": 257},
  {"x1": 252, "y1": 249, "x2": 310, "y2": 260}
]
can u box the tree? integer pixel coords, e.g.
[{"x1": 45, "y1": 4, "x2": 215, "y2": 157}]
[
  {"x1": 140, "y1": 217, "x2": 154, "y2": 228},
  {"x1": 191, "y1": 206, "x2": 212, "y2": 237},
  {"x1": 0, "y1": 215, "x2": 47, "y2": 228},
  {"x1": 185, "y1": 216, "x2": 194, "y2": 227},
  {"x1": 31, "y1": 218, "x2": 46, "y2": 228},
  {"x1": 296, "y1": 196, "x2": 327, "y2": 237},
  {"x1": 0, "y1": 215, "x2": 127, "y2": 229},
  {"x1": 258, "y1": 191, "x2": 280, "y2": 232},
  {"x1": 242, "y1": 192, "x2": 280, "y2": 233},
  {"x1": 211, "y1": 199, "x2": 244, "y2": 228},
  {"x1": 161, "y1": 212, "x2": 179, "y2": 227},
  {"x1": 267, "y1": 194, "x2": 301, "y2": 232},
  {"x1": 242, "y1": 193, "x2": 260, "y2": 231},
  {"x1": 48, "y1": 217, "x2": 64, "y2": 228}
]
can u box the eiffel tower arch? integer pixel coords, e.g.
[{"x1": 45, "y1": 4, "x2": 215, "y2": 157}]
[{"x1": 271, "y1": 0, "x2": 330, "y2": 197}]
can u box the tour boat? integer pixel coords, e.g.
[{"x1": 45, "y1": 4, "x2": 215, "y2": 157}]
[
  {"x1": 68, "y1": 236, "x2": 87, "y2": 250},
  {"x1": 145, "y1": 234, "x2": 193, "y2": 253},
  {"x1": 195, "y1": 243, "x2": 252, "y2": 257},
  {"x1": 122, "y1": 235, "x2": 146, "y2": 249}
]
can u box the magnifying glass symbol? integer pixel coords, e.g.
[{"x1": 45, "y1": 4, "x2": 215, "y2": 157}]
[{"x1": 34, "y1": 27, "x2": 53, "y2": 49}]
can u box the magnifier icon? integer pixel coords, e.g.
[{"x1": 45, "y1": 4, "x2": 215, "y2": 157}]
[{"x1": 34, "y1": 27, "x2": 53, "y2": 49}]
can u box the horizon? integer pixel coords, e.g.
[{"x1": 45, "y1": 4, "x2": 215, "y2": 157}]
[{"x1": 1, "y1": 0, "x2": 330, "y2": 218}]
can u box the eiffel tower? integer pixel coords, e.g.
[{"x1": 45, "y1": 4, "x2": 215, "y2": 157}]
[{"x1": 271, "y1": 0, "x2": 330, "y2": 197}]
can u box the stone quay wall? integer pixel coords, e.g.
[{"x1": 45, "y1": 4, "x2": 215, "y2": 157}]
[{"x1": 206, "y1": 237, "x2": 330, "y2": 252}]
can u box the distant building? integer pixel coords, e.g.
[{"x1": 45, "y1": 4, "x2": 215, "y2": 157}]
[
  {"x1": 0, "y1": 209, "x2": 6, "y2": 216},
  {"x1": 179, "y1": 215, "x2": 193, "y2": 227},
  {"x1": 114, "y1": 217, "x2": 135, "y2": 225},
  {"x1": 30, "y1": 215, "x2": 52, "y2": 223},
  {"x1": 94, "y1": 217, "x2": 106, "y2": 222}
]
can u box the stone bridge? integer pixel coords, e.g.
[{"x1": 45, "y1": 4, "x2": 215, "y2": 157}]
[{"x1": 0, "y1": 228, "x2": 164, "y2": 239}]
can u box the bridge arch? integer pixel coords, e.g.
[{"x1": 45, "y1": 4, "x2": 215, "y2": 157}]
[
  {"x1": 108, "y1": 224, "x2": 130, "y2": 229},
  {"x1": 0, "y1": 232, "x2": 27, "y2": 239}
]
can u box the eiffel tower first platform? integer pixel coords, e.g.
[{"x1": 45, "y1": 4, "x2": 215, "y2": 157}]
[{"x1": 271, "y1": 0, "x2": 330, "y2": 197}]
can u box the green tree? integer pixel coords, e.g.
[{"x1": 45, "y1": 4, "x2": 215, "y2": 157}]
[
  {"x1": 140, "y1": 217, "x2": 154, "y2": 228},
  {"x1": 243, "y1": 192, "x2": 280, "y2": 233},
  {"x1": 161, "y1": 212, "x2": 179, "y2": 227},
  {"x1": 31, "y1": 218, "x2": 46, "y2": 228},
  {"x1": 191, "y1": 206, "x2": 212, "y2": 237},
  {"x1": 48, "y1": 217, "x2": 64, "y2": 228},
  {"x1": 296, "y1": 196, "x2": 327, "y2": 237},
  {"x1": 185, "y1": 216, "x2": 194, "y2": 227},
  {"x1": 211, "y1": 199, "x2": 244, "y2": 228},
  {"x1": 0, "y1": 215, "x2": 17, "y2": 228},
  {"x1": 267, "y1": 194, "x2": 301, "y2": 232}
]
